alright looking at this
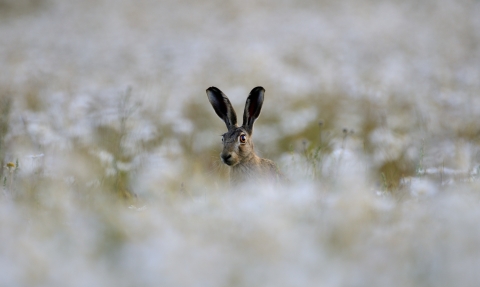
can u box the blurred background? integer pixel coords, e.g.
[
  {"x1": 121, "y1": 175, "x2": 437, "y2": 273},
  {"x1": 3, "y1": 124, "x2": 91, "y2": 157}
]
[{"x1": 1, "y1": 0, "x2": 480, "y2": 286}]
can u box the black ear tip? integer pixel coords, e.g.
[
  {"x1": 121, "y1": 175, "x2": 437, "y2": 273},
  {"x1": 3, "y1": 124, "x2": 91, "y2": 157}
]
[
  {"x1": 206, "y1": 86, "x2": 219, "y2": 93},
  {"x1": 250, "y1": 86, "x2": 265, "y2": 95}
]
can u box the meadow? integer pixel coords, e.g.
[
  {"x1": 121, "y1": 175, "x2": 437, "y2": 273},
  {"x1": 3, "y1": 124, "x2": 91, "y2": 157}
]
[{"x1": 1, "y1": 0, "x2": 480, "y2": 286}]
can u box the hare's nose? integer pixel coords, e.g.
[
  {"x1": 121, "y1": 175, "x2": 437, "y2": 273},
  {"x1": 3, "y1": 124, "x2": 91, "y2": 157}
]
[{"x1": 221, "y1": 154, "x2": 232, "y2": 162}]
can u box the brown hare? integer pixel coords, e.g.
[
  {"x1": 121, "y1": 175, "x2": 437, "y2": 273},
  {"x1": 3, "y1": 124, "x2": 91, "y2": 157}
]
[{"x1": 206, "y1": 86, "x2": 281, "y2": 185}]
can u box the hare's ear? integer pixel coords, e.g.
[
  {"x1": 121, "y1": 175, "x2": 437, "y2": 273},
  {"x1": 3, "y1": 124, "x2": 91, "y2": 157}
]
[
  {"x1": 206, "y1": 87, "x2": 238, "y2": 130},
  {"x1": 242, "y1": 86, "x2": 265, "y2": 134}
]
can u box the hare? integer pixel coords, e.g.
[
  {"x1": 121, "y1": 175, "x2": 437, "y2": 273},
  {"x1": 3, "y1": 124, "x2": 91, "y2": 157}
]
[{"x1": 206, "y1": 86, "x2": 280, "y2": 185}]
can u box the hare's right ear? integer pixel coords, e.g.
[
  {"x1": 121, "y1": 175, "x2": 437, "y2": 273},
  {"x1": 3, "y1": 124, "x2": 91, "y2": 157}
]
[
  {"x1": 206, "y1": 87, "x2": 238, "y2": 130},
  {"x1": 242, "y1": 86, "x2": 265, "y2": 134}
]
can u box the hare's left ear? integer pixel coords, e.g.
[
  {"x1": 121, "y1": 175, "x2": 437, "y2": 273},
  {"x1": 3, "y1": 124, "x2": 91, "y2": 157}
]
[
  {"x1": 206, "y1": 87, "x2": 238, "y2": 130},
  {"x1": 242, "y1": 86, "x2": 265, "y2": 134}
]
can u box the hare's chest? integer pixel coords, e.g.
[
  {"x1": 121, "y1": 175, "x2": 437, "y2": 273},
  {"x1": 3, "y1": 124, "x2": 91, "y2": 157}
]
[{"x1": 229, "y1": 162, "x2": 269, "y2": 185}]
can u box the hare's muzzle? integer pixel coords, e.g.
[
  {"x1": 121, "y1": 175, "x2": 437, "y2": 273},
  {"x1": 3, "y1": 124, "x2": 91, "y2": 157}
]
[{"x1": 221, "y1": 153, "x2": 234, "y2": 166}]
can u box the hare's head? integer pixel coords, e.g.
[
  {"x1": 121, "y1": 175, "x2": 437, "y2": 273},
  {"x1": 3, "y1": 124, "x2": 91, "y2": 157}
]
[{"x1": 206, "y1": 86, "x2": 265, "y2": 167}]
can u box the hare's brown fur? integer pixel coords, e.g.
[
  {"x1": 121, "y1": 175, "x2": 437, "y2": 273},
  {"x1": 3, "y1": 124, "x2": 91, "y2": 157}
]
[{"x1": 230, "y1": 155, "x2": 279, "y2": 186}]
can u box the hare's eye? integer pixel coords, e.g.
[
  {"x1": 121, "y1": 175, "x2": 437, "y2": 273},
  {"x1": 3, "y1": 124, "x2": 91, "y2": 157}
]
[{"x1": 239, "y1": 134, "x2": 247, "y2": 143}]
